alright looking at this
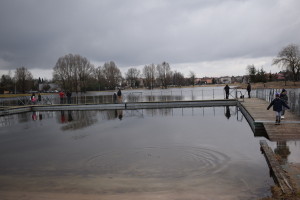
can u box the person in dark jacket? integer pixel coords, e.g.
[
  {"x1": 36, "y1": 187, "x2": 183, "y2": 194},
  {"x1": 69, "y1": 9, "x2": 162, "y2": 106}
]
[
  {"x1": 117, "y1": 88, "x2": 122, "y2": 103},
  {"x1": 224, "y1": 84, "x2": 230, "y2": 99},
  {"x1": 280, "y1": 89, "x2": 288, "y2": 119},
  {"x1": 246, "y1": 83, "x2": 251, "y2": 98},
  {"x1": 267, "y1": 93, "x2": 290, "y2": 125},
  {"x1": 66, "y1": 91, "x2": 72, "y2": 104}
]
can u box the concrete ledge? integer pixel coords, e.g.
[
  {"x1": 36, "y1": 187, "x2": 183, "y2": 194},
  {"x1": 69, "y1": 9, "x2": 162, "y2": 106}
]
[
  {"x1": 32, "y1": 103, "x2": 125, "y2": 111},
  {"x1": 0, "y1": 106, "x2": 31, "y2": 116},
  {"x1": 126, "y1": 100, "x2": 237, "y2": 109},
  {"x1": 0, "y1": 100, "x2": 237, "y2": 115}
]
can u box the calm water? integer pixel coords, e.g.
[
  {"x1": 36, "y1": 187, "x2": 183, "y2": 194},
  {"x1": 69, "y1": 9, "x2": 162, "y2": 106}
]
[{"x1": 0, "y1": 107, "x2": 282, "y2": 199}]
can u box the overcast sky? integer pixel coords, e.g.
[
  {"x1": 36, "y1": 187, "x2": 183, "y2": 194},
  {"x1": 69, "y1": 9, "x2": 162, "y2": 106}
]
[{"x1": 0, "y1": 0, "x2": 300, "y2": 79}]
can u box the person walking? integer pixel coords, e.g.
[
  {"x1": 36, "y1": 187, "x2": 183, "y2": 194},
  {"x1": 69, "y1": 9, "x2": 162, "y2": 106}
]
[
  {"x1": 267, "y1": 93, "x2": 290, "y2": 125},
  {"x1": 280, "y1": 89, "x2": 288, "y2": 119},
  {"x1": 224, "y1": 84, "x2": 230, "y2": 99},
  {"x1": 59, "y1": 91, "x2": 65, "y2": 104},
  {"x1": 246, "y1": 83, "x2": 251, "y2": 98}
]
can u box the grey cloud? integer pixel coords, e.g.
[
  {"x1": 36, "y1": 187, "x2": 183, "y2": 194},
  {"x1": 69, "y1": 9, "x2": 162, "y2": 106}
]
[{"x1": 0, "y1": 0, "x2": 300, "y2": 72}]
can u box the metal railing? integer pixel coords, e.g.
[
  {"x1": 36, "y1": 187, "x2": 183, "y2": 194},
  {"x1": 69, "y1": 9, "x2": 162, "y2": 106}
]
[
  {"x1": 0, "y1": 87, "x2": 246, "y2": 106},
  {"x1": 256, "y1": 88, "x2": 300, "y2": 116}
]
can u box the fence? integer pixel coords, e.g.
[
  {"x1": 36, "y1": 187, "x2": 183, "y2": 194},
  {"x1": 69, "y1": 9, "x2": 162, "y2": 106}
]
[
  {"x1": 256, "y1": 88, "x2": 300, "y2": 116},
  {"x1": 0, "y1": 87, "x2": 245, "y2": 107}
]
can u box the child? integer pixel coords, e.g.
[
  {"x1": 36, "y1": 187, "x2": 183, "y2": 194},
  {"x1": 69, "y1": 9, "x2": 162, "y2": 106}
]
[
  {"x1": 280, "y1": 89, "x2": 288, "y2": 119},
  {"x1": 267, "y1": 93, "x2": 290, "y2": 125}
]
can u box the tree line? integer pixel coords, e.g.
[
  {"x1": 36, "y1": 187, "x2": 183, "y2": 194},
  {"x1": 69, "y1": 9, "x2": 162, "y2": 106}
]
[
  {"x1": 53, "y1": 54, "x2": 197, "y2": 92},
  {"x1": 247, "y1": 44, "x2": 300, "y2": 83},
  {"x1": 1, "y1": 43, "x2": 300, "y2": 94}
]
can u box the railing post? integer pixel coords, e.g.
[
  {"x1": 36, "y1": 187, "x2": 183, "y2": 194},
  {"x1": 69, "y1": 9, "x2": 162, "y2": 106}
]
[
  {"x1": 298, "y1": 93, "x2": 300, "y2": 115},
  {"x1": 181, "y1": 90, "x2": 182, "y2": 100}
]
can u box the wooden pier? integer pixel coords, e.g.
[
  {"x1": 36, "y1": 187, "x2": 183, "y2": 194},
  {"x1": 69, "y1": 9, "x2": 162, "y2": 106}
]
[
  {"x1": 241, "y1": 98, "x2": 300, "y2": 197},
  {"x1": 240, "y1": 98, "x2": 300, "y2": 141}
]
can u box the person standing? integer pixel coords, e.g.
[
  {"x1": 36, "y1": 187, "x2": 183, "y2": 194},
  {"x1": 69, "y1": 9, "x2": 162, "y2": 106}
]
[
  {"x1": 113, "y1": 92, "x2": 117, "y2": 104},
  {"x1": 59, "y1": 91, "x2": 65, "y2": 104},
  {"x1": 66, "y1": 91, "x2": 72, "y2": 104},
  {"x1": 224, "y1": 84, "x2": 230, "y2": 99},
  {"x1": 117, "y1": 88, "x2": 122, "y2": 103},
  {"x1": 38, "y1": 93, "x2": 42, "y2": 104},
  {"x1": 280, "y1": 89, "x2": 288, "y2": 119},
  {"x1": 247, "y1": 83, "x2": 251, "y2": 98},
  {"x1": 267, "y1": 93, "x2": 290, "y2": 125}
]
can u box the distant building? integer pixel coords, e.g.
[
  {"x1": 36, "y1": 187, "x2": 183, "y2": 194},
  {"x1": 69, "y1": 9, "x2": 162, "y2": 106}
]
[
  {"x1": 276, "y1": 72, "x2": 285, "y2": 81},
  {"x1": 201, "y1": 77, "x2": 213, "y2": 84},
  {"x1": 231, "y1": 76, "x2": 244, "y2": 83},
  {"x1": 219, "y1": 76, "x2": 232, "y2": 84},
  {"x1": 39, "y1": 83, "x2": 59, "y2": 92}
]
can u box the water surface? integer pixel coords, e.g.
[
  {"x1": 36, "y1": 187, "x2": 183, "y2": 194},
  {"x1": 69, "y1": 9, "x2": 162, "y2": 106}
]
[{"x1": 0, "y1": 107, "x2": 274, "y2": 199}]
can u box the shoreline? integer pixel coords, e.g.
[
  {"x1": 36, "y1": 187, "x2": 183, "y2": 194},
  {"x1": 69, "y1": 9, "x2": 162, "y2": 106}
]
[{"x1": 1, "y1": 81, "x2": 299, "y2": 98}]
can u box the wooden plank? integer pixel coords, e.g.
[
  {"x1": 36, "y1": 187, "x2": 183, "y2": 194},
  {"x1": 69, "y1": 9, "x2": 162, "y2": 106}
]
[{"x1": 260, "y1": 140, "x2": 295, "y2": 195}]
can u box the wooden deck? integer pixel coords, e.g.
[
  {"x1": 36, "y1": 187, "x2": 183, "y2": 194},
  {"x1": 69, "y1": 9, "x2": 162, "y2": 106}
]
[{"x1": 240, "y1": 98, "x2": 300, "y2": 141}]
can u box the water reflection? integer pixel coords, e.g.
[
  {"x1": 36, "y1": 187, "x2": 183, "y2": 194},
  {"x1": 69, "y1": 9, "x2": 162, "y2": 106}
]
[
  {"x1": 274, "y1": 141, "x2": 291, "y2": 165},
  {"x1": 225, "y1": 106, "x2": 231, "y2": 119},
  {"x1": 0, "y1": 106, "x2": 249, "y2": 130},
  {"x1": 59, "y1": 111, "x2": 98, "y2": 131},
  {"x1": 0, "y1": 106, "x2": 275, "y2": 199}
]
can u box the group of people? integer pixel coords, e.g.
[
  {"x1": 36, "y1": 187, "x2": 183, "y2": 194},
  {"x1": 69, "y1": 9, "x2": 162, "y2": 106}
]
[
  {"x1": 224, "y1": 83, "x2": 289, "y2": 125},
  {"x1": 224, "y1": 83, "x2": 252, "y2": 99},
  {"x1": 59, "y1": 91, "x2": 72, "y2": 104},
  {"x1": 30, "y1": 92, "x2": 42, "y2": 104},
  {"x1": 267, "y1": 89, "x2": 289, "y2": 125},
  {"x1": 113, "y1": 89, "x2": 122, "y2": 103}
]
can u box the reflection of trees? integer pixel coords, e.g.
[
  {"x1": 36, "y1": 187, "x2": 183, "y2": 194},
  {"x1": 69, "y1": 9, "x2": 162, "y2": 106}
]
[
  {"x1": 0, "y1": 115, "x2": 15, "y2": 127},
  {"x1": 143, "y1": 95, "x2": 183, "y2": 102},
  {"x1": 18, "y1": 112, "x2": 30, "y2": 123},
  {"x1": 274, "y1": 141, "x2": 291, "y2": 165},
  {"x1": 145, "y1": 108, "x2": 173, "y2": 116},
  {"x1": 60, "y1": 111, "x2": 98, "y2": 131}
]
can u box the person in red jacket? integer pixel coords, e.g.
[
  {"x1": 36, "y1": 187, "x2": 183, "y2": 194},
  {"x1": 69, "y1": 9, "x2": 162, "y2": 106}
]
[{"x1": 59, "y1": 91, "x2": 65, "y2": 104}]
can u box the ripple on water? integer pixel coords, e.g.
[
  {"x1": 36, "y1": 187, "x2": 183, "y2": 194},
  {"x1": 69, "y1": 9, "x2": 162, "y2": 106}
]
[{"x1": 84, "y1": 145, "x2": 230, "y2": 178}]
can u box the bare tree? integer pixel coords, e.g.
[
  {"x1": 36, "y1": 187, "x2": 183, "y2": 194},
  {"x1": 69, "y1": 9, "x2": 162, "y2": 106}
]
[
  {"x1": 14, "y1": 67, "x2": 33, "y2": 93},
  {"x1": 0, "y1": 73, "x2": 14, "y2": 93},
  {"x1": 143, "y1": 64, "x2": 156, "y2": 89},
  {"x1": 189, "y1": 71, "x2": 196, "y2": 86},
  {"x1": 172, "y1": 71, "x2": 185, "y2": 87},
  {"x1": 126, "y1": 67, "x2": 140, "y2": 88},
  {"x1": 74, "y1": 55, "x2": 94, "y2": 92},
  {"x1": 156, "y1": 61, "x2": 172, "y2": 89},
  {"x1": 53, "y1": 54, "x2": 94, "y2": 92},
  {"x1": 95, "y1": 66, "x2": 106, "y2": 90},
  {"x1": 102, "y1": 61, "x2": 122, "y2": 90},
  {"x1": 273, "y1": 44, "x2": 300, "y2": 82}
]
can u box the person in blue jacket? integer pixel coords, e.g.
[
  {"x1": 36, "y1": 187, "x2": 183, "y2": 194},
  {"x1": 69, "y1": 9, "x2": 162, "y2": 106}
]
[{"x1": 267, "y1": 93, "x2": 290, "y2": 125}]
